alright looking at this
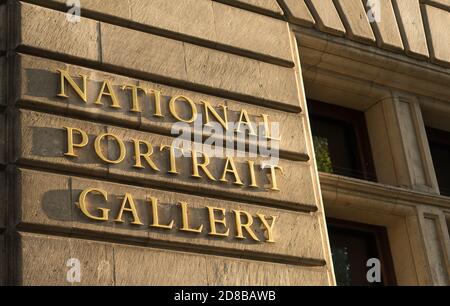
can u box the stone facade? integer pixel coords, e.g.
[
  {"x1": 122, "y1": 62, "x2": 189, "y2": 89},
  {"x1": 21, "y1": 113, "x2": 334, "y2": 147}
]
[{"x1": 1, "y1": 0, "x2": 450, "y2": 286}]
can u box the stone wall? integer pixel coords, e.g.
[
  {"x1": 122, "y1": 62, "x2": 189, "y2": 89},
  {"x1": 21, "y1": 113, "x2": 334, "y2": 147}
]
[{"x1": 1, "y1": 0, "x2": 334, "y2": 285}]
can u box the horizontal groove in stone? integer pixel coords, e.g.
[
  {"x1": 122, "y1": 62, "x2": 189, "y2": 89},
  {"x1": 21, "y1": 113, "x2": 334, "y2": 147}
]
[
  {"x1": 14, "y1": 54, "x2": 309, "y2": 162},
  {"x1": 15, "y1": 46, "x2": 302, "y2": 114},
  {"x1": 15, "y1": 232, "x2": 329, "y2": 285},
  {"x1": 16, "y1": 226, "x2": 326, "y2": 268},
  {"x1": 15, "y1": 2, "x2": 302, "y2": 111},
  {"x1": 213, "y1": 0, "x2": 285, "y2": 19},
  {"x1": 14, "y1": 109, "x2": 318, "y2": 212},
  {"x1": 14, "y1": 168, "x2": 326, "y2": 265},
  {"x1": 19, "y1": 0, "x2": 294, "y2": 68}
]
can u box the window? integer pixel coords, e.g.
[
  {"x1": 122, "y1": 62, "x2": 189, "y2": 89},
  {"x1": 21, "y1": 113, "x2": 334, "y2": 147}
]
[
  {"x1": 327, "y1": 219, "x2": 396, "y2": 286},
  {"x1": 426, "y1": 127, "x2": 450, "y2": 197},
  {"x1": 308, "y1": 100, "x2": 376, "y2": 181}
]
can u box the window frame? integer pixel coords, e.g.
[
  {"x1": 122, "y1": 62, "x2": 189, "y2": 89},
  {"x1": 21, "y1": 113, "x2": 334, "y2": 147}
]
[
  {"x1": 426, "y1": 127, "x2": 450, "y2": 196},
  {"x1": 308, "y1": 100, "x2": 377, "y2": 182},
  {"x1": 327, "y1": 218, "x2": 397, "y2": 286}
]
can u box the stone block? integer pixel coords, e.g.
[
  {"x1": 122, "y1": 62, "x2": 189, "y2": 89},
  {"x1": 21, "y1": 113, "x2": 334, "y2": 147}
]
[
  {"x1": 15, "y1": 110, "x2": 317, "y2": 211},
  {"x1": 17, "y1": 232, "x2": 114, "y2": 285},
  {"x1": 100, "y1": 22, "x2": 187, "y2": 82},
  {"x1": 16, "y1": 2, "x2": 302, "y2": 111},
  {"x1": 15, "y1": 2, "x2": 99, "y2": 62},
  {"x1": 370, "y1": 0, "x2": 404, "y2": 51},
  {"x1": 306, "y1": 0, "x2": 346, "y2": 36},
  {"x1": 279, "y1": 0, "x2": 315, "y2": 27},
  {"x1": 212, "y1": 1, "x2": 292, "y2": 62},
  {"x1": 15, "y1": 54, "x2": 309, "y2": 161},
  {"x1": 15, "y1": 232, "x2": 329, "y2": 285},
  {"x1": 15, "y1": 168, "x2": 325, "y2": 261},
  {"x1": 392, "y1": 0, "x2": 430, "y2": 58},
  {"x1": 423, "y1": 5, "x2": 450, "y2": 65},
  {"x1": 334, "y1": 0, "x2": 376, "y2": 44}
]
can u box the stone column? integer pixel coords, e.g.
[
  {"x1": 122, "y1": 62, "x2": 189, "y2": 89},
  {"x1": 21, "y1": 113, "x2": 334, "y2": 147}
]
[
  {"x1": 365, "y1": 93, "x2": 439, "y2": 194},
  {"x1": 416, "y1": 206, "x2": 450, "y2": 285}
]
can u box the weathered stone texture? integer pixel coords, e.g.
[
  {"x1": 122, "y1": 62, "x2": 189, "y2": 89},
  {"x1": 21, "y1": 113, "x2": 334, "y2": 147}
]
[
  {"x1": 17, "y1": 233, "x2": 114, "y2": 285},
  {"x1": 223, "y1": 0, "x2": 285, "y2": 16},
  {"x1": 15, "y1": 55, "x2": 308, "y2": 161},
  {"x1": 424, "y1": 5, "x2": 450, "y2": 65},
  {"x1": 16, "y1": 168, "x2": 325, "y2": 261},
  {"x1": 211, "y1": 1, "x2": 291, "y2": 62},
  {"x1": 16, "y1": 2, "x2": 301, "y2": 111},
  {"x1": 306, "y1": 0, "x2": 346, "y2": 36},
  {"x1": 427, "y1": 0, "x2": 450, "y2": 10},
  {"x1": 393, "y1": 0, "x2": 430, "y2": 58},
  {"x1": 131, "y1": 0, "x2": 216, "y2": 41},
  {"x1": 16, "y1": 233, "x2": 329, "y2": 285},
  {"x1": 279, "y1": 0, "x2": 315, "y2": 27},
  {"x1": 370, "y1": 0, "x2": 404, "y2": 51},
  {"x1": 15, "y1": 110, "x2": 317, "y2": 211},
  {"x1": 99, "y1": 23, "x2": 187, "y2": 81},
  {"x1": 30, "y1": 0, "x2": 293, "y2": 63},
  {"x1": 16, "y1": 2, "x2": 99, "y2": 61},
  {"x1": 334, "y1": 0, "x2": 376, "y2": 44}
]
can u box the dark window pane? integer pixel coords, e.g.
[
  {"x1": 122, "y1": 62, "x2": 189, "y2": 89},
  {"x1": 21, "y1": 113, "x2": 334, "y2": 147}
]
[
  {"x1": 327, "y1": 219, "x2": 396, "y2": 286},
  {"x1": 311, "y1": 115, "x2": 362, "y2": 178},
  {"x1": 308, "y1": 100, "x2": 376, "y2": 181},
  {"x1": 426, "y1": 128, "x2": 450, "y2": 196}
]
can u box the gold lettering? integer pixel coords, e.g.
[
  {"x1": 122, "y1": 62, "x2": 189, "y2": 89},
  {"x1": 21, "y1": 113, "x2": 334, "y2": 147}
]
[
  {"x1": 95, "y1": 80, "x2": 121, "y2": 109},
  {"x1": 115, "y1": 193, "x2": 143, "y2": 225},
  {"x1": 179, "y1": 202, "x2": 203, "y2": 233},
  {"x1": 64, "y1": 126, "x2": 89, "y2": 157},
  {"x1": 207, "y1": 206, "x2": 230, "y2": 237},
  {"x1": 202, "y1": 101, "x2": 228, "y2": 130},
  {"x1": 56, "y1": 69, "x2": 88, "y2": 102},
  {"x1": 257, "y1": 214, "x2": 277, "y2": 243},
  {"x1": 132, "y1": 139, "x2": 160, "y2": 171},
  {"x1": 236, "y1": 109, "x2": 257, "y2": 136},
  {"x1": 122, "y1": 84, "x2": 146, "y2": 113},
  {"x1": 247, "y1": 160, "x2": 259, "y2": 188},
  {"x1": 149, "y1": 197, "x2": 174, "y2": 230},
  {"x1": 94, "y1": 133, "x2": 126, "y2": 164},
  {"x1": 260, "y1": 114, "x2": 281, "y2": 141},
  {"x1": 267, "y1": 165, "x2": 284, "y2": 191},
  {"x1": 220, "y1": 157, "x2": 243, "y2": 186},
  {"x1": 78, "y1": 188, "x2": 109, "y2": 221},
  {"x1": 191, "y1": 150, "x2": 216, "y2": 181},
  {"x1": 233, "y1": 210, "x2": 260, "y2": 241},
  {"x1": 169, "y1": 95, "x2": 197, "y2": 123},
  {"x1": 160, "y1": 145, "x2": 182, "y2": 174},
  {"x1": 149, "y1": 89, "x2": 164, "y2": 118}
]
